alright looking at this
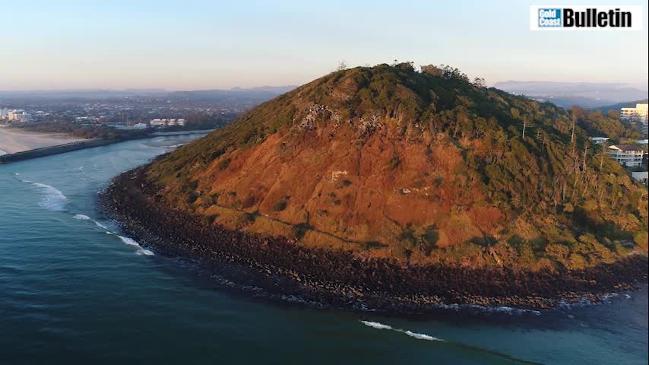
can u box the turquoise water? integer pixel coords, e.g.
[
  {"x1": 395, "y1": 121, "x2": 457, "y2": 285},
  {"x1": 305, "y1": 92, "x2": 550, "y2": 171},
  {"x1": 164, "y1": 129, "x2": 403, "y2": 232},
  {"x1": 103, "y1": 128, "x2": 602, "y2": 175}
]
[{"x1": 0, "y1": 136, "x2": 647, "y2": 364}]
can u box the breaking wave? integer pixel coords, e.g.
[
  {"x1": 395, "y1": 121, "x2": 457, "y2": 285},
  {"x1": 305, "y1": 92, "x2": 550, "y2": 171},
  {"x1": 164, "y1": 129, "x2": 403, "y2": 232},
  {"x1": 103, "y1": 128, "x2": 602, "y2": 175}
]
[
  {"x1": 360, "y1": 320, "x2": 444, "y2": 342},
  {"x1": 15, "y1": 176, "x2": 68, "y2": 211},
  {"x1": 360, "y1": 321, "x2": 393, "y2": 330},
  {"x1": 68, "y1": 211, "x2": 153, "y2": 256},
  {"x1": 403, "y1": 330, "x2": 442, "y2": 341},
  {"x1": 118, "y1": 235, "x2": 155, "y2": 256},
  {"x1": 94, "y1": 220, "x2": 109, "y2": 230},
  {"x1": 31, "y1": 182, "x2": 68, "y2": 211}
]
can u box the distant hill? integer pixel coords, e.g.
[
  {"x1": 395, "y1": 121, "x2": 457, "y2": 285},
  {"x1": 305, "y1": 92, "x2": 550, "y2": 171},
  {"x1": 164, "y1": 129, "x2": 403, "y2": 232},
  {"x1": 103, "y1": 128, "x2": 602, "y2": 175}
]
[
  {"x1": 494, "y1": 81, "x2": 648, "y2": 109},
  {"x1": 594, "y1": 99, "x2": 649, "y2": 113},
  {"x1": 167, "y1": 86, "x2": 296, "y2": 104},
  {"x1": 0, "y1": 86, "x2": 296, "y2": 104}
]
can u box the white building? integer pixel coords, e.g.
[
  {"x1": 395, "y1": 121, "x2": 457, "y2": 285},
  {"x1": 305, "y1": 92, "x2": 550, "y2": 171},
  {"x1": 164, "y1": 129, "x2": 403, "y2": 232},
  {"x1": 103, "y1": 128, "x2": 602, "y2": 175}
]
[
  {"x1": 621, "y1": 103, "x2": 648, "y2": 132},
  {"x1": 589, "y1": 137, "x2": 610, "y2": 145},
  {"x1": 149, "y1": 118, "x2": 186, "y2": 127},
  {"x1": 607, "y1": 145, "x2": 646, "y2": 167},
  {"x1": 6, "y1": 110, "x2": 30, "y2": 123},
  {"x1": 621, "y1": 103, "x2": 648, "y2": 121},
  {"x1": 150, "y1": 118, "x2": 167, "y2": 127}
]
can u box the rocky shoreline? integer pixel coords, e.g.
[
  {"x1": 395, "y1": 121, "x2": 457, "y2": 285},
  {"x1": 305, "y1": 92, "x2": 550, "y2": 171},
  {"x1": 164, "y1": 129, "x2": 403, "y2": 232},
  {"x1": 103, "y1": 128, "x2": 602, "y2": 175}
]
[{"x1": 99, "y1": 166, "x2": 648, "y2": 314}]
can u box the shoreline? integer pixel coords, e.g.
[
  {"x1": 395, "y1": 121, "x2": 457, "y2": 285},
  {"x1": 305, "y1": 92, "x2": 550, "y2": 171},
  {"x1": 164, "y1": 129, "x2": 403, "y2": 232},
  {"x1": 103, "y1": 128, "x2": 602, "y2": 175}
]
[
  {"x1": 100, "y1": 166, "x2": 649, "y2": 314},
  {"x1": 0, "y1": 138, "x2": 119, "y2": 164},
  {"x1": 0, "y1": 129, "x2": 213, "y2": 164},
  {"x1": 0, "y1": 127, "x2": 87, "y2": 154}
]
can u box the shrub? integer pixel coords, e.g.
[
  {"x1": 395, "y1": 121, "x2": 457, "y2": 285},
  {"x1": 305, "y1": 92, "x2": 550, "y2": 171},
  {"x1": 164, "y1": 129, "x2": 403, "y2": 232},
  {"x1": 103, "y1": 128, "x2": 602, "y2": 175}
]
[
  {"x1": 388, "y1": 154, "x2": 401, "y2": 170},
  {"x1": 272, "y1": 198, "x2": 288, "y2": 211},
  {"x1": 218, "y1": 158, "x2": 231, "y2": 170},
  {"x1": 420, "y1": 225, "x2": 439, "y2": 255},
  {"x1": 361, "y1": 241, "x2": 387, "y2": 251},
  {"x1": 293, "y1": 223, "x2": 312, "y2": 239}
]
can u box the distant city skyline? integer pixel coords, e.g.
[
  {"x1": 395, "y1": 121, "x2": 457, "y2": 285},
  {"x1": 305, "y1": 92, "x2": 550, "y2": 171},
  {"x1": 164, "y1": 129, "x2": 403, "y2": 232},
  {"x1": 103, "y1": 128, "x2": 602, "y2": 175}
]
[{"x1": 1, "y1": 0, "x2": 647, "y2": 90}]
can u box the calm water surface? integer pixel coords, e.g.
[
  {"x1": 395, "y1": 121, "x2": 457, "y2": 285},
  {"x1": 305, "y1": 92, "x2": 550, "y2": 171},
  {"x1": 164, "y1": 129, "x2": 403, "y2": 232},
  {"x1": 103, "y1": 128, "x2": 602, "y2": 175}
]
[{"x1": 0, "y1": 136, "x2": 647, "y2": 364}]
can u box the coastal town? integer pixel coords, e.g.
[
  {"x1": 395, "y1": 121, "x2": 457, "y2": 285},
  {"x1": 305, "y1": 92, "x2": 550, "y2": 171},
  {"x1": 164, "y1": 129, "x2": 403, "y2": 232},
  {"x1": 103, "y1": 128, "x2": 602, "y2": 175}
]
[
  {"x1": 0, "y1": 91, "x2": 247, "y2": 130},
  {"x1": 0, "y1": 87, "x2": 290, "y2": 158}
]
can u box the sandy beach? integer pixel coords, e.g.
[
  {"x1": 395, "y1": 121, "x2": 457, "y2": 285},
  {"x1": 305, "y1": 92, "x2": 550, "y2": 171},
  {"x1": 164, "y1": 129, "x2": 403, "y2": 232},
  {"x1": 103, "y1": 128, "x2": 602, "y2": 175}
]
[{"x1": 0, "y1": 127, "x2": 86, "y2": 155}]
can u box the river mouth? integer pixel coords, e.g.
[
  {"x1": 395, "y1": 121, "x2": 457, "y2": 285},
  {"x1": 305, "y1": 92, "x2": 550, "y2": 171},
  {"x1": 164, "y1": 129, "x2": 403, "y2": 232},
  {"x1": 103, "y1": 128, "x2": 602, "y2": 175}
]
[{"x1": 99, "y1": 165, "x2": 649, "y2": 315}]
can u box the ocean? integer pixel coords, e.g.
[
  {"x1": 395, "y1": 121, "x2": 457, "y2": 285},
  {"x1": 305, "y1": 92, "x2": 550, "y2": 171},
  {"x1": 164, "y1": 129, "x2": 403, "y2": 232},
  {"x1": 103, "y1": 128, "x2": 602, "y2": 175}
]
[{"x1": 0, "y1": 135, "x2": 646, "y2": 364}]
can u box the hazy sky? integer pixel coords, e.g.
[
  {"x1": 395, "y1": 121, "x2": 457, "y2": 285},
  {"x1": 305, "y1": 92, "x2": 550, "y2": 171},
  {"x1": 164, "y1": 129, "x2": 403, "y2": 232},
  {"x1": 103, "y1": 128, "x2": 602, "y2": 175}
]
[{"x1": 1, "y1": 0, "x2": 647, "y2": 90}]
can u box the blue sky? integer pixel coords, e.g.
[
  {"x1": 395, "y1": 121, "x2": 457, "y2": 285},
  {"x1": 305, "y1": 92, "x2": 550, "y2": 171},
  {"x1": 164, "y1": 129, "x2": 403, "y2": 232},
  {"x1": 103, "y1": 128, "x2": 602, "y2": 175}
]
[{"x1": 0, "y1": 0, "x2": 647, "y2": 90}]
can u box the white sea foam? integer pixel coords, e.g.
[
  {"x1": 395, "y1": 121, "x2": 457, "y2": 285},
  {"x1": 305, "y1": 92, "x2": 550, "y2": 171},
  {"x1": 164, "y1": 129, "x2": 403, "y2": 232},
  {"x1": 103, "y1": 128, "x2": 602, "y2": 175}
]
[
  {"x1": 73, "y1": 214, "x2": 91, "y2": 220},
  {"x1": 94, "y1": 221, "x2": 108, "y2": 230},
  {"x1": 403, "y1": 330, "x2": 443, "y2": 341},
  {"x1": 360, "y1": 321, "x2": 444, "y2": 342},
  {"x1": 360, "y1": 321, "x2": 393, "y2": 330},
  {"x1": 136, "y1": 248, "x2": 155, "y2": 256},
  {"x1": 118, "y1": 235, "x2": 155, "y2": 256},
  {"x1": 118, "y1": 235, "x2": 140, "y2": 246},
  {"x1": 31, "y1": 182, "x2": 68, "y2": 211},
  {"x1": 434, "y1": 302, "x2": 541, "y2": 316}
]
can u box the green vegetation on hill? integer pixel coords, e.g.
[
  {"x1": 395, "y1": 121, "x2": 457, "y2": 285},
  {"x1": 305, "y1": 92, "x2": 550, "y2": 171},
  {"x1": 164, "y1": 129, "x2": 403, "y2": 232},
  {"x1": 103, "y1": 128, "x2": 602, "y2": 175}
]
[
  {"x1": 144, "y1": 63, "x2": 647, "y2": 271},
  {"x1": 572, "y1": 107, "x2": 643, "y2": 142}
]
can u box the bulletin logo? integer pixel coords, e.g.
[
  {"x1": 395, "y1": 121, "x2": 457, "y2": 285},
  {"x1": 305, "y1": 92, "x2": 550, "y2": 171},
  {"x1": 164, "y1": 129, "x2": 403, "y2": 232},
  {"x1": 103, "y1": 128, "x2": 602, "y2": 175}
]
[{"x1": 530, "y1": 5, "x2": 643, "y2": 30}]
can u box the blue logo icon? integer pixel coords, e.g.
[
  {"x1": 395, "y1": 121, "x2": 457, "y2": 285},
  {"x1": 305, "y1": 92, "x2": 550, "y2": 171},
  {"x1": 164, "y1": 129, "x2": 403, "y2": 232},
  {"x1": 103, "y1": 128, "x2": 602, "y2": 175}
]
[{"x1": 538, "y1": 8, "x2": 562, "y2": 27}]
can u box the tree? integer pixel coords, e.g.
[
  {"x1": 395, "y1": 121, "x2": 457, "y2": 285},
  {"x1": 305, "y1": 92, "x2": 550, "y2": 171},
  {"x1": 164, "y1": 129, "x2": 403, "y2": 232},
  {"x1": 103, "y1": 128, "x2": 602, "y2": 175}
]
[
  {"x1": 473, "y1": 77, "x2": 486, "y2": 88},
  {"x1": 420, "y1": 64, "x2": 443, "y2": 77},
  {"x1": 336, "y1": 61, "x2": 348, "y2": 71}
]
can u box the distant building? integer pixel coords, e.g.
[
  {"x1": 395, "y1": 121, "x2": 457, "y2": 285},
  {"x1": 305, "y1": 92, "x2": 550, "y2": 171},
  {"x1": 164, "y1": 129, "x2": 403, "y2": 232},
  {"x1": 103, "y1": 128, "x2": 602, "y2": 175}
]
[
  {"x1": 75, "y1": 116, "x2": 97, "y2": 123},
  {"x1": 149, "y1": 118, "x2": 185, "y2": 127},
  {"x1": 632, "y1": 171, "x2": 648, "y2": 185},
  {"x1": 621, "y1": 103, "x2": 648, "y2": 135},
  {"x1": 5, "y1": 110, "x2": 30, "y2": 123},
  {"x1": 607, "y1": 144, "x2": 646, "y2": 167},
  {"x1": 589, "y1": 137, "x2": 609, "y2": 145},
  {"x1": 620, "y1": 103, "x2": 648, "y2": 123},
  {"x1": 150, "y1": 118, "x2": 166, "y2": 127}
]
